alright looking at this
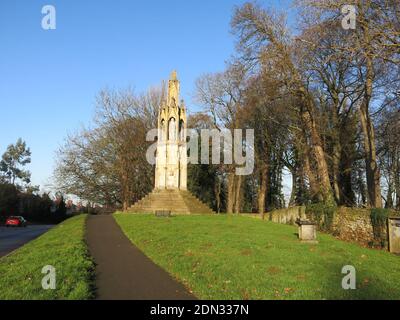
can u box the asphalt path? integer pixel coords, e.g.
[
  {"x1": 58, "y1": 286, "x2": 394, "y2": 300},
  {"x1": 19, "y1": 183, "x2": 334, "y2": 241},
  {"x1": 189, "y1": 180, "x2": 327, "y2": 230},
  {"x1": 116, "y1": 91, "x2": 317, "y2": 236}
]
[
  {"x1": 86, "y1": 215, "x2": 196, "y2": 300},
  {"x1": 0, "y1": 225, "x2": 54, "y2": 258}
]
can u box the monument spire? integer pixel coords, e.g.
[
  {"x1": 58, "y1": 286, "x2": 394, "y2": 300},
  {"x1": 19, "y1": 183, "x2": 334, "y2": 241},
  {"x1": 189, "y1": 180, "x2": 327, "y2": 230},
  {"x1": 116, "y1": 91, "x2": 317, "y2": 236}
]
[{"x1": 168, "y1": 70, "x2": 180, "y2": 107}]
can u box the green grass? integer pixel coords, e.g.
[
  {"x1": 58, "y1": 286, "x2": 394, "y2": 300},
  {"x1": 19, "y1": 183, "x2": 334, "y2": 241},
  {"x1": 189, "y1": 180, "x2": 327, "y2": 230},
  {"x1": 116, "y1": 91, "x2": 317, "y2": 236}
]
[
  {"x1": 115, "y1": 213, "x2": 400, "y2": 300},
  {"x1": 0, "y1": 215, "x2": 95, "y2": 300}
]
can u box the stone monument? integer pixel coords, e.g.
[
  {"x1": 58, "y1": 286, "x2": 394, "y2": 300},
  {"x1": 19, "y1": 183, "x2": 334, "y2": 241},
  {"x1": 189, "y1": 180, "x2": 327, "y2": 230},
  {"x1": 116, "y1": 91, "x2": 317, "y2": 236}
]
[
  {"x1": 129, "y1": 71, "x2": 214, "y2": 215},
  {"x1": 154, "y1": 70, "x2": 187, "y2": 191}
]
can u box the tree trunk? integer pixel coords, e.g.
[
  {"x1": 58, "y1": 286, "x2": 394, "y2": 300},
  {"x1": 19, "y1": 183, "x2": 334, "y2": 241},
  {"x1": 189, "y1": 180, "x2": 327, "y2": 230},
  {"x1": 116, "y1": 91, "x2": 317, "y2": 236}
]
[
  {"x1": 330, "y1": 99, "x2": 341, "y2": 204},
  {"x1": 301, "y1": 106, "x2": 334, "y2": 204},
  {"x1": 289, "y1": 168, "x2": 297, "y2": 207},
  {"x1": 303, "y1": 139, "x2": 323, "y2": 203},
  {"x1": 332, "y1": 142, "x2": 341, "y2": 204},
  {"x1": 340, "y1": 167, "x2": 355, "y2": 206},
  {"x1": 227, "y1": 172, "x2": 235, "y2": 214},
  {"x1": 357, "y1": 4, "x2": 382, "y2": 208},
  {"x1": 385, "y1": 181, "x2": 394, "y2": 209},
  {"x1": 338, "y1": 116, "x2": 357, "y2": 206},
  {"x1": 257, "y1": 164, "x2": 268, "y2": 218},
  {"x1": 359, "y1": 92, "x2": 382, "y2": 208},
  {"x1": 395, "y1": 171, "x2": 400, "y2": 210},
  {"x1": 234, "y1": 175, "x2": 242, "y2": 214},
  {"x1": 214, "y1": 179, "x2": 221, "y2": 214},
  {"x1": 356, "y1": 168, "x2": 367, "y2": 206}
]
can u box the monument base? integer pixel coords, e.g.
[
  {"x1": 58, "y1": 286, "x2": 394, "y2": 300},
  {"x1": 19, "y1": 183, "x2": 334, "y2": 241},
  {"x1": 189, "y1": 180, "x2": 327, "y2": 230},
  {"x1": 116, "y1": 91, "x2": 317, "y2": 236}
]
[{"x1": 128, "y1": 189, "x2": 215, "y2": 215}]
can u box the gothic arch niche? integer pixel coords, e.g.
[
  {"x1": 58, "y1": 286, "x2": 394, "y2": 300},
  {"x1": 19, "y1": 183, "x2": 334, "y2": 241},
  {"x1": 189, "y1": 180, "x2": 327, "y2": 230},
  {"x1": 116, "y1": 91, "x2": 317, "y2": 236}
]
[
  {"x1": 179, "y1": 119, "x2": 185, "y2": 141},
  {"x1": 168, "y1": 117, "x2": 176, "y2": 141},
  {"x1": 160, "y1": 119, "x2": 166, "y2": 141}
]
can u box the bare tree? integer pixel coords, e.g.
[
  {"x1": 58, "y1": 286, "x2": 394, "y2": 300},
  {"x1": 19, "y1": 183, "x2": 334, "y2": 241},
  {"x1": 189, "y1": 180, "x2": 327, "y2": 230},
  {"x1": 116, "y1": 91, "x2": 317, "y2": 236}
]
[
  {"x1": 55, "y1": 86, "x2": 163, "y2": 210},
  {"x1": 232, "y1": 2, "x2": 335, "y2": 204},
  {"x1": 195, "y1": 63, "x2": 248, "y2": 213},
  {"x1": 296, "y1": 0, "x2": 400, "y2": 206}
]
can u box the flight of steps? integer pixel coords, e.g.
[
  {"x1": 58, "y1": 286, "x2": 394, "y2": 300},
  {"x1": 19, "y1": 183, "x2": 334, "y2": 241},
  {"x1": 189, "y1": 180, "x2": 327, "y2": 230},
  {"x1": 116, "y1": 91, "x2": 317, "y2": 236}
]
[{"x1": 128, "y1": 189, "x2": 215, "y2": 215}]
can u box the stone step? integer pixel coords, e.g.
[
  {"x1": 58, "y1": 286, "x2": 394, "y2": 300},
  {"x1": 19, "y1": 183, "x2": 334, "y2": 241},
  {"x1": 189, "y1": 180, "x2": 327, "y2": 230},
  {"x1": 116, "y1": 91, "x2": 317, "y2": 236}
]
[
  {"x1": 128, "y1": 189, "x2": 215, "y2": 215},
  {"x1": 131, "y1": 204, "x2": 211, "y2": 211}
]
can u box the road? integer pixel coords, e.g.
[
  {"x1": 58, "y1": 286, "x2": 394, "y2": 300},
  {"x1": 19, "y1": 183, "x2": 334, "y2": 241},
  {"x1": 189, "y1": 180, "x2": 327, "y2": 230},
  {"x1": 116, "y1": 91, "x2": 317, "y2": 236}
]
[{"x1": 0, "y1": 225, "x2": 54, "y2": 258}]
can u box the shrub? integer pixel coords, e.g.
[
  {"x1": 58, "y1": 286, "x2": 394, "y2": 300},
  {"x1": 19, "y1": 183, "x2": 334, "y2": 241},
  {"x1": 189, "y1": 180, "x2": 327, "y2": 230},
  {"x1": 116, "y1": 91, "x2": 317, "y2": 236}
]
[
  {"x1": 370, "y1": 208, "x2": 391, "y2": 248},
  {"x1": 306, "y1": 202, "x2": 337, "y2": 231}
]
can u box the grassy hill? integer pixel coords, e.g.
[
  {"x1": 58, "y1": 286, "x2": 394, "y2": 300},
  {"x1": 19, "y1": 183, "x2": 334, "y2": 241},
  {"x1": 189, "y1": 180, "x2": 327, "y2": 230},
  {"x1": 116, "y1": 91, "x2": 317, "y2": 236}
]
[{"x1": 115, "y1": 213, "x2": 400, "y2": 300}]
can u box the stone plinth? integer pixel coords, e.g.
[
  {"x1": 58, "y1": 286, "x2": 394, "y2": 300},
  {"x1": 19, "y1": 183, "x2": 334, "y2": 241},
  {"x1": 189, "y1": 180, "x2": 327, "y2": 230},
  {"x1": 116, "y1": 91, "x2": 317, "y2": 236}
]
[
  {"x1": 388, "y1": 217, "x2": 400, "y2": 254},
  {"x1": 296, "y1": 219, "x2": 318, "y2": 244},
  {"x1": 155, "y1": 210, "x2": 171, "y2": 217}
]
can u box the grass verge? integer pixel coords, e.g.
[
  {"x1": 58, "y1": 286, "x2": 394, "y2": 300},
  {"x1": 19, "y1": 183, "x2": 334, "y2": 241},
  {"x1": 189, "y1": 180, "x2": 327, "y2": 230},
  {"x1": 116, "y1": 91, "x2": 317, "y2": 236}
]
[
  {"x1": 0, "y1": 214, "x2": 94, "y2": 300},
  {"x1": 115, "y1": 213, "x2": 400, "y2": 300}
]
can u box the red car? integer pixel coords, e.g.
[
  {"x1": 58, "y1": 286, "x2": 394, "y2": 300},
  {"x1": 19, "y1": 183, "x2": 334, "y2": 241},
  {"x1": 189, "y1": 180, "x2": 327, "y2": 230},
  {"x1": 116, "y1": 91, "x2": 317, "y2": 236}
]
[{"x1": 5, "y1": 216, "x2": 27, "y2": 227}]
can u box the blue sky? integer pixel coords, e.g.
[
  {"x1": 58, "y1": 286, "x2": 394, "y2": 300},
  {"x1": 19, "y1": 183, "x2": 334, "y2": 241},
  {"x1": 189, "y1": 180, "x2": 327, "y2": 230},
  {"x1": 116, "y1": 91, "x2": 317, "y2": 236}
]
[{"x1": 0, "y1": 0, "x2": 294, "y2": 191}]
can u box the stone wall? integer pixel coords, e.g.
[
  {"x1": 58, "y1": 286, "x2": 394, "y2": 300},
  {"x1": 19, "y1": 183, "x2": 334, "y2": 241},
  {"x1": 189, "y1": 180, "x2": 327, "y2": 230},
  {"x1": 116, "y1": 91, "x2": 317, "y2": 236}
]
[
  {"x1": 240, "y1": 206, "x2": 306, "y2": 224},
  {"x1": 306, "y1": 207, "x2": 397, "y2": 247},
  {"x1": 266, "y1": 206, "x2": 387, "y2": 248},
  {"x1": 330, "y1": 207, "x2": 376, "y2": 247},
  {"x1": 268, "y1": 206, "x2": 306, "y2": 224},
  {"x1": 242, "y1": 206, "x2": 398, "y2": 249}
]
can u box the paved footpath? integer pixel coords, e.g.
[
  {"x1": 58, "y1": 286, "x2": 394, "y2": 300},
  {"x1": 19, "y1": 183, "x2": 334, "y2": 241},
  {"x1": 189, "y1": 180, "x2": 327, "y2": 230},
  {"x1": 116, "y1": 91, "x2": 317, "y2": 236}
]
[{"x1": 86, "y1": 214, "x2": 195, "y2": 300}]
